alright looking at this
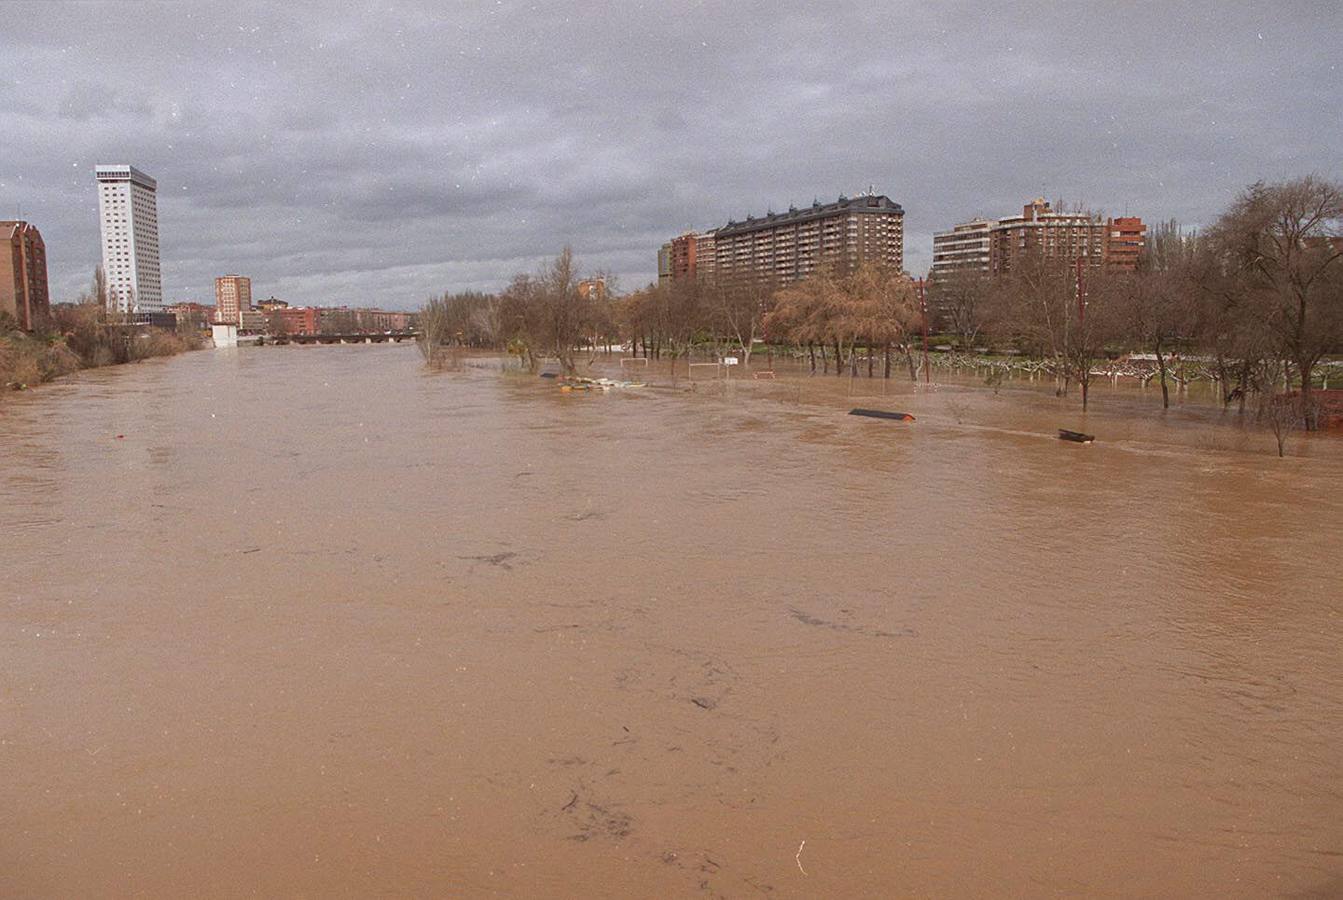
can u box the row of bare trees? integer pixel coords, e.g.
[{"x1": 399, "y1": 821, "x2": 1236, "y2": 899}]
[
  {"x1": 419, "y1": 248, "x2": 619, "y2": 372},
  {"x1": 420, "y1": 249, "x2": 921, "y2": 379}
]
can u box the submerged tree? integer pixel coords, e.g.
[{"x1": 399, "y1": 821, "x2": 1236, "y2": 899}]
[
  {"x1": 930, "y1": 268, "x2": 991, "y2": 352},
  {"x1": 706, "y1": 278, "x2": 773, "y2": 365},
  {"x1": 1210, "y1": 176, "x2": 1343, "y2": 429},
  {"x1": 1105, "y1": 221, "x2": 1199, "y2": 409}
]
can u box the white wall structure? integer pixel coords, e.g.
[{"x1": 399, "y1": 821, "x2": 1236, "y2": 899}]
[
  {"x1": 211, "y1": 323, "x2": 238, "y2": 347},
  {"x1": 95, "y1": 165, "x2": 163, "y2": 313}
]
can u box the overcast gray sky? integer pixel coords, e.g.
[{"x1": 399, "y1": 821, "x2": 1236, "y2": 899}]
[{"x1": 2, "y1": 1, "x2": 1339, "y2": 310}]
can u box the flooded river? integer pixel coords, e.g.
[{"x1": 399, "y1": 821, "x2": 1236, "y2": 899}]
[{"x1": 2, "y1": 344, "x2": 1341, "y2": 898}]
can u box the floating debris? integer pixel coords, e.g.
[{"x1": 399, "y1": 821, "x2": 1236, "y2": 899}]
[
  {"x1": 556, "y1": 376, "x2": 646, "y2": 392},
  {"x1": 849, "y1": 408, "x2": 915, "y2": 422}
]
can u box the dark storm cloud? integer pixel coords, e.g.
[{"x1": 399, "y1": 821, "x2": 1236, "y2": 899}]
[{"x1": 1, "y1": 1, "x2": 1338, "y2": 309}]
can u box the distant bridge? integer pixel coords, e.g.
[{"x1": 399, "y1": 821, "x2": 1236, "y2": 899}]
[{"x1": 268, "y1": 332, "x2": 421, "y2": 345}]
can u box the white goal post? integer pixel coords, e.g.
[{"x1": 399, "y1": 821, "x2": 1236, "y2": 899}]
[
  {"x1": 688, "y1": 362, "x2": 725, "y2": 381},
  {"x1": 620, "y1": 357, "x2": 649, "y2": 374}
]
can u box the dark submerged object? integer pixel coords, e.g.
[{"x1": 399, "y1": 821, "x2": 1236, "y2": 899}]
[
  {"x1": 850, "y1": 408, "x2": 915, "y2": 422},
  {"x1": 1058, "y1": 429, "x2": 1095, "y2": 444}
]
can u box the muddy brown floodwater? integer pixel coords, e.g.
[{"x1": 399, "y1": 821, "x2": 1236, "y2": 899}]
[{"x1": 2, "y1": 344, "x2": 1342, "y2": 898}]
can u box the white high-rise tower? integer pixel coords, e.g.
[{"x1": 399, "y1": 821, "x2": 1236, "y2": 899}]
[{"x1": 95, "y1": 165, "x2": 162, "y2": 313}]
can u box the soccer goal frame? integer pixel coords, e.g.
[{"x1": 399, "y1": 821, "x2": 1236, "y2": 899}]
[
  {"x1": 688, "y1": 362, "x2": 725, "y2": 381},
  {"x1": 620, "y1": 357, "x2": 649, "y2": 376}
]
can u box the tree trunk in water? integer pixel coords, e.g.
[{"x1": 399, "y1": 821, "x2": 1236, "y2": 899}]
[
  {"x1": 820, "y1": 343, "x2": 828, "y2": 374},
  {"x1": 835, "y1": 341, "x2": 844, "y2": 378},
  {"x1": 867, "y1": 345, "x2": 874, "y2": 378},
  {"x1": 1081, "y1": 378, "x2": 1089, "y2": 411},
  {"x1": 808, "y1": 342, "x2": 816, "y2": 374},
  {"x1": 883, "y1": 343, "x2": 891, "y2": 379},
  {"x1": 903, "y1": 345, "x2": 918, "y2": 382},
  {"x1": 1300, "y1": 364, "x2": 1316, "y2": 431},
  {"x1": 1155, "y1": 341, "x2": 1170, "y2": 409}
]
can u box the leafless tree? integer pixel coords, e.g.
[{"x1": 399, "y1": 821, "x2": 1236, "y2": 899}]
[
  {"x1": 988, "y1": 253, "x2": 1090, "y2": 405},
  {"x1": 1211, "y1": 176, "x2": 1343, "y2": 428},
  {"x1": 416, "y1": 296, "x2": 452, "y2": 364},
  {"x1": 1106, "y1": 221, "x2": 1199, "y2": 408},
  {"x1": 491, "y1": 248, "x2": 602, "y2": 374},
  {"x1": 708, "y1": 278, "x2": 773, "y2": 365},
  {"x1": 930, "y1": 269, "x2": 990, "y2": 352},
  {"x1": 1255, "y1": 358, "x2": 1303, "y2": 457}
]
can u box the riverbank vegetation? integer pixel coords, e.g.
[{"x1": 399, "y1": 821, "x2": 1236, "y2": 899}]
[
  {"x1": 1, "y1": 302, "x2": 202, "y2": 396},
  {"x1": 417, "y1": 176, "x2": 1342, "y2": 446}
]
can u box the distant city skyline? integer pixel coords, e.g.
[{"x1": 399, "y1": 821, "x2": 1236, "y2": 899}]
[{"x1": 1, "y1": 1, "x2": 1339, "y2": 310}]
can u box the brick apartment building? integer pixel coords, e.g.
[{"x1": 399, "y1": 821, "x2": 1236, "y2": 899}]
[
  {"x1": 989, "y1": 199, "x2": 1106, "y2": 274},
  {"x1": 666, "y1": 193, "x2": 904, "y2": 287},
  {"x1": 352, "y1": 309, "x2": 412, "y2": 332},
  {"x1": 1104, "y1": 216, "x2": 1147, "y2": 271},
  {"x1": 214, "y1": 275, "x2": 252, "y2": 325},
  {"x1": 265, "y1": 306, "x2": 412, "y2": 336},
  {"x1": 931, "y1": 199, "x2": 1146, "y2": 281},
  {"x1": 0, "y1": 221, "x2": 49, "y2": 331},
  {"x1": 667, "y1": 231, "x2": 717, "y2": 281},
  {"x1": 268, "y1": 306, "x2": 321, "y2": 335}
]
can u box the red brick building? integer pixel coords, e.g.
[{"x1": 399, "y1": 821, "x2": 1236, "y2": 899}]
[
  {"x1": 1104, "y1": 216, "x2": 1147, "y2": 271},
  {"x1": 256, "y1": 306, "x2": 413, "y2": 336},
  {"x1": 270, "y1": 306, "x2": 321, "y2": 335},
  {"x1": 987, "y1": 199, "x2": 1145, "y2": 274},
  {"x1": 1, "y1": 221, "x2": 50, "y2": 331},
  {"x1": 668, "y1": 231, "x2": 717, "y2": 281},
  {"x1": 214, "y1": 275, "x2": 252, "y2": 325}
]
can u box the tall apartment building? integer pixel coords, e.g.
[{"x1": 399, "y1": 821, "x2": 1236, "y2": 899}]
[
  {"x1": 657, "y1": 243, "x2": 672, "y2": 282},
  {"x1": 931, "y1": 199, "x2": 1146, "y2": 281},
  {"x1": 989, "y1": 199, "x2": 1150, "y2": 275},
  {"x1": 989, "y1": 198, "x2": 1108, "y2": 274},
  {"x1": 96, "y1": 165, "x2": 162, "y2": 313},
  {"x1": 0, "y1": 221, "x2": 50, "y2": 331},
  {"x1": 713, "y1": 194, "x2": 904, "y2": 286},
  {"x1": 214, "y1": 275, "x2": 252, "y2": 325},
  {"x1": 1104, "y1": 217, "x2": 1146, "y2": 271},
  {"x1": 667, "y1": 231, "x2": 717, "y2": 281},
  {"x1": 930, "y1": 219, "x2": 993, "y2": 278}
]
